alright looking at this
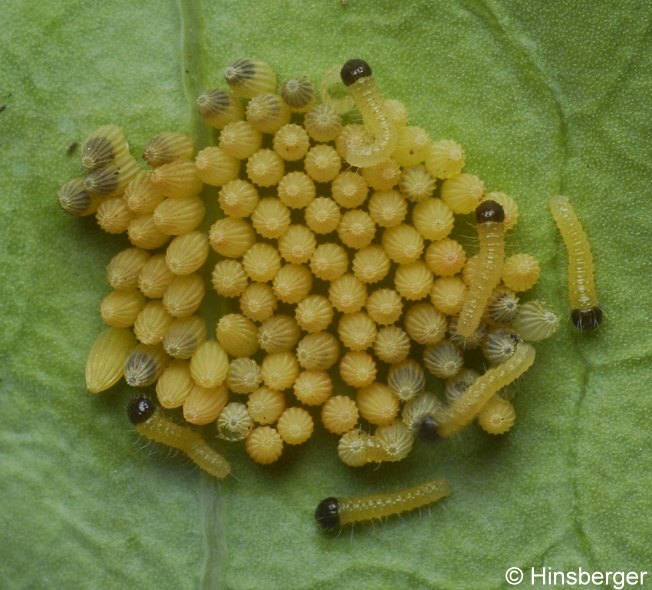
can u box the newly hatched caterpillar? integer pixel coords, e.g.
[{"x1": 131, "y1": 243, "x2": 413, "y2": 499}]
[
  {"x1": 549, "y1": 195, "x2": 602, "y2": 330},
  {"x1": 456, "y1": 200, "x2": 506, "y2": 339},
  {"x1": 314, "y1": 478, "x2": 452, "y2": 529},
  {"x1": 339, "y1": 59, "x2": 398, "y2": 168},
  {"x1": 128, "y1": 395, "x2": 230, "y2": 479}
]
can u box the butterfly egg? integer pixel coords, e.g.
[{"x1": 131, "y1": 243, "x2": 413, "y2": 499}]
[
  {"x1": 320, "y1": 64, "x2": 356, "y2": 115},
  {"x1": 374, "y1": 325, "x2": 411, "y2": 364},
  {"x1": 277, "y1": 224, "x2": 317, "y2": 265},
  {"x1": 477, "y1": 396, "x2": 516, "y2": 435},
  {"x1": 331, "y1": 171, "x2": 369, "y2": 209},
  {"x1": 375, "y1": 419, "x2": 415, "y2": 462},
  {"x1": 381, "y1": 223, "x2": 424, "y2": 264},
  {"x1": 486, "y1": 285, "x2": 520, "y2": 324},
  {"x1": 292, "y1": 295, "x2": 332, "y2": 334},
  {"x1": 211, "y1": 259, "x2": 248, "y2": 298},
  {"x1": 155, "y1": 359, "x2": 194, "y2": 408},
  {"x1": 309, "y1": 243, "x2": 349, "y2": 281},
  {"x1": 277, "y1": 171, "x2": 316, "y2": 210},
  {"x1": 445, "y1": 368, "x2": 480, "y2": 404},
  {"x1": 367, "y1": 189, "x2": 408, "y2": 228},
  {"x1": 404, "y1": 302, "x2": 447, "y2": 346},
  {"x1": 391, "y1": 126, "x2": 431, "y2": 168},
  {"x1": 293, "y1": 370, "x2": 332, "y2": 406},
  {"x1": 315, "y1": 478, "x2": 452, "y2": 530},
  {"x1": 462, "y1": 253, "x2": 480, "y2": 287},
  {"x1": 247, "y1": 386, "x2": 286, "y2": 425},
  {"x1": 277, "y1": 407, "x2": 314, "y2": 445},
  {"x1": 245, "y1": 425, "x2": 284, "y2": 464},
  {"x1": 124, "y1": 343, "x2": 169, "y2": 387},
  {"x1": 239, "y1": 282, "x2": 278, "y2": 322},
  {"x1": 271, "y1": 264, "x2": 312, "y2": 304},
  {"x1": 147, "y1": 160, "x2": 203, "y2": 198},
  {"x1": 322, "y1": 395, "x2": 359, "y2": 434},
  {"x1": 351, "y1": 245, "x2": 391, "y2": 285},
  {"x1": 280, "y1": 76, "x2": 316, "y2": 112},
  {"x1": 340, "y1": 59, "x2": 398, "y2": 167},
  {"x1": 218, "y1": 120, "x2": 263, "y2": 160},
  {"x1": 128, "y1": 396, "x2": 231, "y2": 479},
  {"x1": 245, "y1": 94, "x2": 291, "y2": 135},
  {"x1": 183, "y1": 383, "x2": 229, "y2": 425},
  {"x1": 143, "y1": 133, "x2": 194, "y2": 168},
  {"x1": 435, "y1": 342, "x2": 535, "y2": 437},
  {"x1": 106, "y1": 247, "x2": 150, "y2": 291},
  {"x1": 196, "y1": 88, "x2": 245, "y2": 130},
  {"x1": 337, "y1": 312, "x2": 378, "y2": 352},
  {"x1": 412, "y1": 198, "x2": 454, "y2": 242},
  {"x1": 258, "y1": 314, "x2": 301, "y2": 354},
  {"x1": 127, "y1": 213, "x2": 170, "y2": 249},
  {"x1": 303, "y1": 145, "x2": 342, "y2": 183},
  {"x1": 511, "y1": 300, "x2": 560, "y2": 341},
  {"x1": 224, "y1": 57, "x2": 277, "y2": 99},
  {"x1": 365, "y1": 288, "x2": 403, "y2": 325},
  {"x1": 448, "y1": 316, "x2": 488, "y2": 350},
  {"x1": 217, "y1": 179, "x2": 259, "y2": 218},
  {"x1": 429, "y1": 277, "x2": 468, "y2": 316},
  {"x1": 502, "y1": 253, "x2": 541, "y2": 292},
  {"x1": 304, "y1": 103, "x2": 343, "y2": 143},
  {"x1": 337, "y1": 429, "x2": 373, "y2": 467},
  {"x1": 162, "y1": 273, "x2": 205, "y2": 318},
  {"x1": 402, "y1": 391, "x2": 442, "y2": 434},
  {"x1": 58, "y1": 177, "x2": 101, "y2": 216},
  {"x1": 481, "y1": 328, "x2": 521, "y2": 365},
  {"x1": 487, "y1": 191, "x2": 518, "y2": 230},
  {"x1": 329, "y1": 274, "x2": 367, "y2": 314},
  {"x1": 394, "y1": 261, "x2": 434, "y2": 301},
  {"x1": 217, "y1": 402, "x2": 254, "y2": 441},
  {"x1": 209, "y1": 217, "x2": 256, "y2": 259},
  {"x1": 398, "y1": 165, "x2": 436, "y2": 203},
  {"x1": 246, "y1": 148, "x2": 285, "y2": 187},
  {"x1": 193, "y1": 146, "x2": 240, "y2": 188},
  {"x1": 163, "y1": 315, "x2": 207, "y2": 359},
  {"x1": 425, "y1": 139, "x2": 466, "y2": 179},
  {"x1": 337, "y1": 209, "x2": 376, "y2": 250},
  {"x1": 80, "y1": 124, "x2": 129, "y2": 170},
  {"x1": 83, "y1": 155, "x2": 141, "y2": 197},
  {"x1": 457, "y1": 200, "x2": 506, "y2": 338},
  {"x1": 334, "y1": 124, "x2": 372, "y2": 159},
  {"x1": 134, "y1": 301, "x2": 174, "y2": 345},
  {"x1": 153, "y1": 196, "x2": 205, "y2": 235},
  {"x1": 226, "y1": 357, "x2": 261, "y2": 394},
  {"x1": 296, "y1": 331, "x2": 340, "y2": 371},
  {"x1": 85, "y1": 327, "x2": 137, "y2": 393},
  {"x1": 423, "y1": 340, "x2": 464, "y2": 379},
  {"x1": 339, "y1": 350, "x2": 377, "y2": 388},
  {"x1": 100, "y1": 289, "x2": 146, "y2": 328},
  {"x1": 216, "y1": 313, "x2": 259, "y2": 357},
  {"x1": 260, "y1": 351, "x2": 300, "y2": 391},
  {"x1": 425, "y1": 238, "x2": 467, "y2": 276},
  {"x1": 387, "y1": 359, "x2": 425, "y2": 402},
  {"x1": 165, "y1": 231, "x2": 209, "y2": 276},
  {"x1": 356, "y1": 382, "x2": 400, "y2": 425},
  {"x1": 124, "y1": 173, "x2": 165, "y2": 214},
  {"x1": 137, "y1": 253, "x2": 174, "y2": 298},
  {"x1": 272, "y1": 123, "x2": 310, "y2": 162},
  {"x1": 440, "y1": 173, "x2": 486, "y2": 214},
  {"x1": 304, "y1": 197, "x2": 342, "y2": 235},
  {"x1": 361, "y1": 158, "x2": 402, "y2": 191},
  {"x1": 190, "y1": 340, "x2": 230, "y2": 388}
]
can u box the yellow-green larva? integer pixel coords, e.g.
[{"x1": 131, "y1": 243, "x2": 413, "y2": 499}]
[
  {"x1": 128, "y1": 395, "x2": 230, "y2": 479},
  {"x1": 340, "y1": 59, "x2": 398, "y2": 168},
  {"x1": 456, "y1": 201, "x2": 506, "y2": 339},
  {"x1": 549, "y1": 195, "x2": 602, "y2": 330},
  {"x1": 315, "y1": 478, "x2": 452, "y2": 529}
]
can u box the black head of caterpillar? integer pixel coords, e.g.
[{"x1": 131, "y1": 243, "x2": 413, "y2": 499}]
[
  {"x1": 571, "y1": 306, "x2": 603, "y2": 331},
  {"x1": 314, "y1": 497, "x2": 340, "y2": 529},
  {"x1": 416, "y1": 415, "x2": 441, "y2": 443},
  {"x1": 340, "y1": 59, "x2": 372, "y2": 86},
  {"x1": 476, "y1": 200, "x2": 505, "y2": 224},
  {"x1": 128, "y1": 394, "x2": 156, "y2": 425}
]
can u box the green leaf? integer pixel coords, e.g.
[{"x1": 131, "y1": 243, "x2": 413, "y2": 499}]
[{"x1": 1, "y1": 1, "x2": 650, "y2": 588}]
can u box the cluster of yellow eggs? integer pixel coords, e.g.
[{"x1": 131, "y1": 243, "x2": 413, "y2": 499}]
[{"x1": 63, "y1": 57, "x2": 561, "y2": 472}]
